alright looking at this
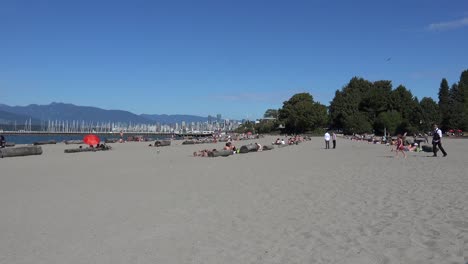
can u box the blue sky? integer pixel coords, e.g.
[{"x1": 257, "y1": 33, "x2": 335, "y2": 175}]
[{"x1": 1, "y1": 0, "x2": 467, "y2": 120}]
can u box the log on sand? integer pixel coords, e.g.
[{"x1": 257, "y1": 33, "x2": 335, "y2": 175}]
[
  {"x1": 0, "y1": 146, "x2": 43, "y2": 158},
  {"x1": 33, "y1": 140, "x2": 56, "y2": 145},
  {"x1": 154, "y1": 140, "x2": 171, "y2": 147},
  {"x1": 421, "y1": 144, "x2": 433, "y2": 153},
  {"x1": 105, "y1": 138, "x2": 119, "y2": 143},
  {"x1": 64, "y1": 140, "x2": 84, "y2": 145},
  {"x1": 239, "y1": 144, "x2": 259, "y2": 153},
  {"x1": 208, "y1": 149, "x2": 233, "y2": 157},
  {"x1": 64, "y1": 147, "x2": 111, "y2": 153},
  {"x1": 262, "y1": 145, "x2": 274, "y2": 151},
  {"x1": 5, "y1": 142, "x2": 16, "y2": 147},
  {"x1": 182, "y1": 140, "x2": 196, "y2": 145}
]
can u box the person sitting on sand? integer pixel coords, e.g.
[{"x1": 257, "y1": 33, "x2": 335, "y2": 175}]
[
  {"x1": 255, "y1": 142, "x2": 263, "y2": 152},
  {"x1": 223, "y1": 142, "x2": 231, "y2": 150}
]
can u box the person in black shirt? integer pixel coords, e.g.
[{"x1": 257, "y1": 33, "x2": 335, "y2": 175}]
[{"x1": 432, "y1": 124, "x2": 447, "y2": 157}]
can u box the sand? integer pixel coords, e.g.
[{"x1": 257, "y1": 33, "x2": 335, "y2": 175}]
[{"x1": 0, "y1": 136, "x2": 467, "y2": 264}]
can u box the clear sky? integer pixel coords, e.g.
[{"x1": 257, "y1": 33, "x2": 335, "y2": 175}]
[{"x1": 1, "y1": 0, "x2": 467, "y2": 120}]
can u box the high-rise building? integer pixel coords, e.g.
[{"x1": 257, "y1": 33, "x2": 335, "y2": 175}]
[{"x1": 216, "y1": 114, "x2": 221, "y2": 124}]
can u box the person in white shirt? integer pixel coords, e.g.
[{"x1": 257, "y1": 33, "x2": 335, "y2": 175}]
[
  {"x1": 324, "y1": 131, "x2": 331, "y2": 149},
  {"x1": 432, "y1": 124, "x2": 447, "y2": 157}
]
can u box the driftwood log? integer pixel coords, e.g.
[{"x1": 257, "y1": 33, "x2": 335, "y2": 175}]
[
  {"x1": 0, "y1": 146, "x2": 43, "y2": 158},
  {"x1": 64, "y1": 147, "x2": 111, "y2": 153},
  {"x1": 239, "y1": 144, "x2": 259, "y2": 153},
  {"x1": 182, "y1": 140, "x2": 196, "y2": 145},
  {"x1": 154, "y1": 140, "x2": 171, "y2": 147},
  {"x1": 65, "y1": 148, "x2": 96, "y2": 153},
  {"x1": 208, "y1": 149, "x2": 233, "y2": 157},
  {"x1": 421, "y1": 144, "x2": 434, "y2": 152},
  {"x1": 5, "y1": 142, "x2": 16, "y2": 147},
  {"x1": 105, "y1": 138, "x2": 119, "y2": 143},
  {"x1": 33, "y1": 140, "x2": 56, "y2": 145},
  {"x1": 262, "y1": 145, "x2": 274, "y2": 151},
  {"x1": 64, "y1": 140, "x2": 84, "y2": 145}
]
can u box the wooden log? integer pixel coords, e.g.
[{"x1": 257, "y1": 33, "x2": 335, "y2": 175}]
[
  {"x1": 64, "y1": 140, "x2": 84, "y2": 145},
  {"x1": 208, "y1": 149, "x2": 233, "y2": 157},
  {"x1": 421, "y1": 144, "x2": 433, "y2": 153},
  {"x1": 0, "y1": 146, "x2": 43, "y2": 158},
  {"x1": 239, "y1": 144, "x2": 259, "y2": 153},
  {"x1": 182, "y1": 140, "x2": 195, "y2": 145},
  {"x1": 5, "y1": 142, "x2": 15, "y2": 147},
  {"x1": 105, "y1": 138, "x2": 119, "y2": 143},
  {"x1": 64, "y1": 148, "x2": 96, "y2": 153},
  {"x1": 154, "y1": 140, "x2": 171, "y2": 147},
  {"x1": 262, "y1": 145, "x2": 274, "y2": 151},
  {"x1": 33, "y1": 140, "x2": 56, "y2": 145},
  {"x1": 64, "y1": 147, "x2": 111, "y2": 153}
]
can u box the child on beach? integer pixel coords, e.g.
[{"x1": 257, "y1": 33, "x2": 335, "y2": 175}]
[{"x1": 395, "y1": 134, "x2": 407, "y2": 158}]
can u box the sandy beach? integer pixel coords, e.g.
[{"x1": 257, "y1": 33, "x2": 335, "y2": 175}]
[{"x1": 0, "y1": 136, "x2": 467, "y2": 264}]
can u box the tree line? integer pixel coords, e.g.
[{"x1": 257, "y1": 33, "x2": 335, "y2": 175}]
[{"x1": 236, "y1": 69, "x2": 468, "y2": 135}]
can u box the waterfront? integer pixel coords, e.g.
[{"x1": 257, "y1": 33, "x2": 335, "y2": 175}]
[{"x1": 2, "y1": 135, "x2": 169, "y2": 145}]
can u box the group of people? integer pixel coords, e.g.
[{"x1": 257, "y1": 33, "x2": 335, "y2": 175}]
[
  {"x1": 273, "y1": 135, "x2": 306, "y2": 146},
  {"x1": 0, "y1": 135, "x2": 6, "y2": 148},
  {"x1": 323, "y1": 131, "x2": 337, "y2": 149}
]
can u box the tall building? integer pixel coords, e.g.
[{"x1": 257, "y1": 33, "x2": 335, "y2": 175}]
[
  {"x1": 216, "y1": 114, "x2": 221, "y2": 124},
  {"x1": 208, "y1": 115, "x2": 213, "y2": 124}
]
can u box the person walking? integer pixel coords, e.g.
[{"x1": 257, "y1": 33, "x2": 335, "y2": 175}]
[
  {"x1": 324, "y1": 131, "x2": 331, "y2": 149},
  {"x1": 332, "y1": 131, "x2": 337, "y2": 149},
  {"x1": 432, "y1": 124, "x2": 447, "y2": 157}
]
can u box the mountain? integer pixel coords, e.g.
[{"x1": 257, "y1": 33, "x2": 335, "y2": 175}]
[
  {"x1": 0, "y1": 109, "x2": 41, "y2": 125},
  {"x1": 0, "y1": 102, "x2": 152, "y2": 124},
  {"x1": 140, "y1": 114, "x2": 208, "y2": 124},
  {"x1": 0, "y1": 103, "x2": 210, "y2": 124}
]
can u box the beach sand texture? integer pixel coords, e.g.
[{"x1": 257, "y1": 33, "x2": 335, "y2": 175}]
[{"x1": 1, "y1": 136, "x2": 467, "y2": 264}]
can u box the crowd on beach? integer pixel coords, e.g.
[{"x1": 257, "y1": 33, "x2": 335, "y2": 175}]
[
  {"x1": 341, "y1": 123, "x2": 449, "y2": 158},
  {"x1": 1, "y1": 123, "x2": 449, "y2": 159},
  {"x1": 193, "y1": 134, "x2": 309, "y2": 157}
]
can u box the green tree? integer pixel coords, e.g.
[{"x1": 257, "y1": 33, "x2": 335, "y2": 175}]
[
  {"x1": 438, "y1": 78, "x2": 451, "y2": 130},
  {"x1": 448, "y1": 83, "x2": 465, "y2": 130},
  {"x1": 457, "y1": 70, "x2": 468, "y2": 130},
  {"x1": 235, "y1": 121, "x2": 255, "y2": 134},
  {"x1": 342, "y1": 112, "x2": 373, "y2": 134},
  {"x1": 374, "y1": 111, "x2": 402, "y2": 135},
  {"x1": 263, "y1": 109, "x2": 279, "y2": 119},
  {"x1": 419, "y1": 97, "x2": 440, "y2": 132},
  {"x1": 359, "y1": 80, "x2": 392, "y2": 128},
  {"x1": 278, "y1": 93, "x2": 328, "y2": 133},
  {"x1": 329, "y1": 77, "x2": 373, "y2": 130}
]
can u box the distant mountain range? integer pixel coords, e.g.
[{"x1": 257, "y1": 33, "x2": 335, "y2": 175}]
[{"x1": 0, "y1": 102, "x2": 209, "y2": 125}]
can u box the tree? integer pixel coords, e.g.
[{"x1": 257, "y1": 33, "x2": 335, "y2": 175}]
[
  {"x1": 235, "y1": 121, "x2": 255, "y2": 134},
  {"x1": 438, "y1": 78, "x2": 451, "y2": 130},
  {"x1": 457, "y1": 70, "x2": 468, "y2": 130},
  {"x1": 342, "y1": 112, "x2": 372, "y2": 134},
  {"x1": 263, "y1": 109, "x2": 279, "y2": 119},
  {"x1": 278, "y1": 93, "x2": 328, "y2": 133},
  {"x1": 359, "y1": 80, "x2": 392, "y2": 128},
  {"x1": 448, "y1": 83, "x2": 465, "y2": 130},
  {"x1": 374, "y1": 111, "x2": 402, "y2": 135},
  {"x1": 419, "y1": 97, "x2": 440, "y2": 132},
  {"x1": 329, "y1": 77, "x2": 374, "y2": 130}
]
